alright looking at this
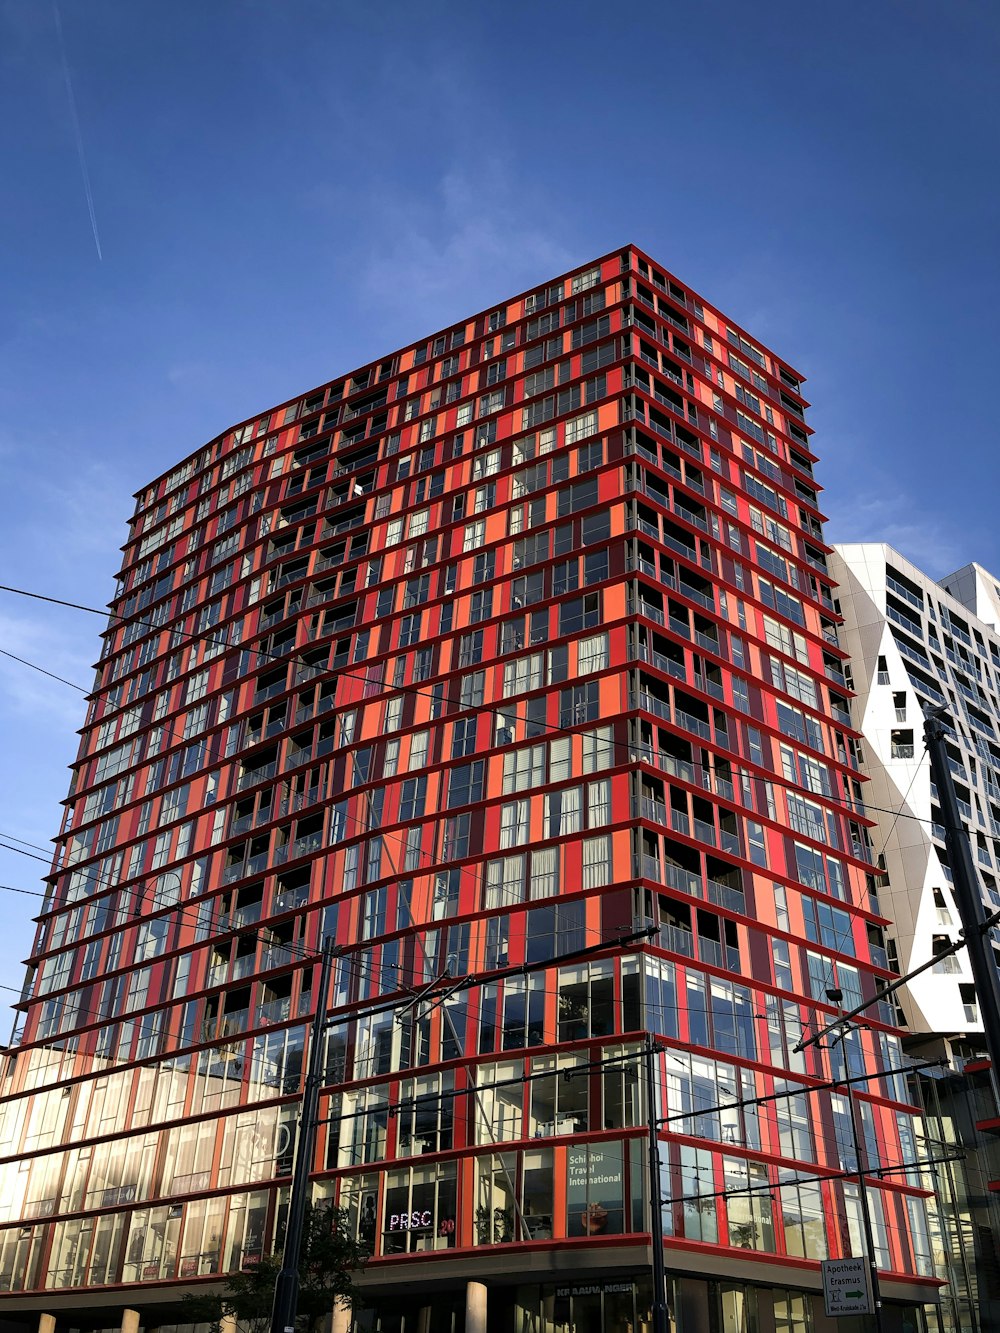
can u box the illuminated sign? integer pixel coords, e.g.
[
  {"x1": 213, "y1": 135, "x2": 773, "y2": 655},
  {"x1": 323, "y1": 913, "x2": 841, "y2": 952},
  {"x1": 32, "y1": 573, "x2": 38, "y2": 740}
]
[{"x1": 388, "y1": 1210, "x2": 434, "y2": 1232}]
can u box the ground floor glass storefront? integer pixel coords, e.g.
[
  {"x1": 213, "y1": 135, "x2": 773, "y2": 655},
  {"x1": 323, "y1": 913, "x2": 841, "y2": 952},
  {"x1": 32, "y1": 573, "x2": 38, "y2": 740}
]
[
  {"x1": 353, "y1": 1276, "x2": 931, "y2": 1333},
  {"x1": 517, "y1": 1278, "x2": 654, "y2": 1333}
]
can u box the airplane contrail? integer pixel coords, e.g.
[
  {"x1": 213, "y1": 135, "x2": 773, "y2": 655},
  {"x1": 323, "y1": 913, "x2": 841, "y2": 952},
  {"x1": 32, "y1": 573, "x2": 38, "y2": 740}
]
[{"x1": 53, "y1": 2, "x2": 103, "y2": 262}]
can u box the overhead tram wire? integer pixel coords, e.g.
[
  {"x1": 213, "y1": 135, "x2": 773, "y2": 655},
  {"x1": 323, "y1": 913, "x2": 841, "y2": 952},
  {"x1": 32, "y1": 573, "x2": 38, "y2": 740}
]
[
  {"x1": 0, "y1": 825, "x2": 943, "y2": 1116},
  {"x1": 0, "y1": 589, "x2": 930, "y2": 1033},
  {"x1": 0, "y1": 925, "x2": 660, "y2": 1088},
  {"x1": 0, "y1": 580, "x2": 944, "y2": 832},
  {"x1": 0, "y1": 648, "x2": 88, "y2": 693},
  {"x1": 0, "y1": 582, "x2": 934, "y2": 1040},
  {"x1": 0, "y1": 631, "x2": 922, "y2": 937}
]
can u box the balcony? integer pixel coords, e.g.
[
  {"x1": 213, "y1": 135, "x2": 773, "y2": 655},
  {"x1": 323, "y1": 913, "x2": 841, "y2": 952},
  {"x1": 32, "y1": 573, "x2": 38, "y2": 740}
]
[
  {"x1": 657, "y1": 923, "x2": 695, "y2": 958},
  {"x1": 692, "y1": 817, "x2": 717, "y2": 848},
  {"x1": 885, "y1": 603, "x2": 923, "y2": 639},
  {"x1": 673, "y1": 501, "x2": 708, "y2": 533},
  {"x1": 705, "y1": 877, "x2": 746, "y2": 913},
  {"x1": 888, "y1": 575, "x2": 924, "y2": 610},
  {"x1": 660, "y1": 531, "x2": 698, "y2": 564},
  {"x1": 633, "y1": 746, "x2": 696, "y2": 785},
  {"x1": 719, "y1": 829, "x2": 741, "y2": 857},
  {"x1": 674, "y1": 709, "x2": 713, "y2": 742},
  {"x1": 292, "y1": 832, "x2": 324, "y2": 859},
  {"x1": 678, "y1": 583, "x2": 714, "y2": 612},
  {"x1": 636, "y1": 853, "x2": 663, "y2": 883},
  {"x1": 632, "y1": 689, "x2": 671, "y2": 723},
  {"x1": 258, "y1": 996, "x2": 293, "y2": 1026},
  {"x1": 633, "y1": 642, "x2": 686, "y2": 681},
  {"x1": 219, "y1": 1010, "x2": 251, "y2": 1038},
  {"x1": 698, "y1": 936, "x2": 740, "y2": 972},
  {"x1": 663, "y1": 861, "x2": 701, "y2": 896},
  {"x1": 254, "y1": 668, "x2": 290, "y2": 704},
  {"x1": 633, "y1": 796, "x2": 668, "y2": 825},
  {"x1": 274, "y1": 886, "x2": 309, "y2": 914},
  {"x1": 219, "y1": 902, "x2": 262, "y2": 933},
  {"x1": 231, "y1": 953, "x2": 258, "y2": 982}
]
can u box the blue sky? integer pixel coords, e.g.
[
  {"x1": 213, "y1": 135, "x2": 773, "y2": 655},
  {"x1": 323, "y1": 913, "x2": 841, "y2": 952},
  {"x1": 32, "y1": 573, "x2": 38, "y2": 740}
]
[{"x1": 0, "y1": 0, "x2": 998, "y2": 997}]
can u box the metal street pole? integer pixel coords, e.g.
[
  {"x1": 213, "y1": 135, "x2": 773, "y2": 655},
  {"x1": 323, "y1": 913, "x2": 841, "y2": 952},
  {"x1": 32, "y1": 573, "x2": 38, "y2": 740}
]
[
  {"x1": 270, "y1": 937, "x2": 340, "y2": 1333},
  {"x1": 644, "y1": 1038, "x2": 669, "y2": 1333},
  {"x1": 924, "y1": 709, "x2": 1000, "y2": 1094},
  {"x1": 827, "y1": 990, "x2": 885, "y2": 1333}
]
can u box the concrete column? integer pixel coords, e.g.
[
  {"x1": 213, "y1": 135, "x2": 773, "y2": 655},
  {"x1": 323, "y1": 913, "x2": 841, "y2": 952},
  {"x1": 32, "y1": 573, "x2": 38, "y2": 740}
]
[
  {"x1": 121, "y1": 1310, "x2": 141, "y2": 1333},
  {"x1": 38, "y1": 1315, "x2": 56, "y2": 1333},
  {"x1": 466, "y1": 1281, "x2": 488, "y2": 1333},
  {"x1": 220, "y1": 1315, "x2": 238, "y2": 1333},
  {"x1": 331, "y1": 1301, "x2": 352, "y2": 1333},
  {"x1": 417, "y1": 1307, "x2": 432, "y2": 1333}
]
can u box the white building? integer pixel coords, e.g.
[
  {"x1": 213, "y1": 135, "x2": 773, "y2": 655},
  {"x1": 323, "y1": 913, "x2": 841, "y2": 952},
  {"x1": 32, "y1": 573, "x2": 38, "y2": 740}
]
[{"x1": 830, "y1": 544, "x2": 1000, "y2": 1055}]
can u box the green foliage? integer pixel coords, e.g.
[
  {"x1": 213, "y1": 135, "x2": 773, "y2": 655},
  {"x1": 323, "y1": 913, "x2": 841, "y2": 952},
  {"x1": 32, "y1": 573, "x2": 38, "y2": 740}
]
[{"x1": 182, "y1": 1202, "x2": 366, "y2": 1333}]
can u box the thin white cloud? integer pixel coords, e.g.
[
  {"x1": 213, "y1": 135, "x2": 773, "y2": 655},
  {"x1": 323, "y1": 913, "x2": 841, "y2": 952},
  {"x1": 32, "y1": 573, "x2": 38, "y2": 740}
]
[
  {"x1": 357, "y1": 160, "x2": 577, "y2": 321},
  {"x1": 825, "y1": 491, "x2": 967, "y2": 578}
]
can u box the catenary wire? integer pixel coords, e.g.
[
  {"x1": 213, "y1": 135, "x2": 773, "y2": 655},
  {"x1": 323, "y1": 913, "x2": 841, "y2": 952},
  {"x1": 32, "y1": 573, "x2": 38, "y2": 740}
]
[
  {"x1": 0, "y1": 580, "x2": 947, "y2": 832},
  {"x1": 0, "y1": 583, "x2": 963, "y2": 1061},
  {"x1": 0, "y1": 590, "x2": 948, "y2": 996},
  {"x1": 0, "y1": 648, "x2": 88, "y2": 693}
]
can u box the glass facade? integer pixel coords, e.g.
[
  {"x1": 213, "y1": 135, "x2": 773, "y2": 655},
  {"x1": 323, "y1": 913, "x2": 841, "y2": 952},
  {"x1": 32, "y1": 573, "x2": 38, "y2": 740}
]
[{"x1": 0, "y1": 248, "x2": 938, "y2": 1328}]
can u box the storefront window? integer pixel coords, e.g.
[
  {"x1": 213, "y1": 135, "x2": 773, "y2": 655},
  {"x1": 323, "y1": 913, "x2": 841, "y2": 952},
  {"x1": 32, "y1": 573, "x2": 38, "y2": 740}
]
[
  {"x1": 528, "y1": 1055, "x2": 588, "y2": 1137},
  {"x1": 675, "y1": 1144, "x2": 718, "y2": 1243},
  {"x1": 724, "y1": 1158, "x2": 774, "y2": 1252},
  {"x1": 121, "y1": 1203, "x2": 183, "y2": 1282},
  {"x1": 773, "y1": 1289, "x2": 811, "y2": 1333},
  {"x1": 471, "y1": 1060, "x2": 522, "y2": 1142},
  {"x1": 712, "y1": 1282, "x2": 759, "y2": 1333},
  {"x1": 178, "y1": 1194, "x2": 225, "y2": 1277},
  {"x1": 777, "y1": 1172, "x2": 827, "y2": 1259},
  {"x1": 221, "y1": 1189, "x2": 269, "y2": 1272},
  {"x1": 566, "y1": 1141, "x2": 625, "y2": 1237},
  {"x1": 475, "y1": 1148, "x2": 553, "y2": 1243},
  {"x1": 603, "y1": 1043, "x2": 642, "y2": 1130},
  {"x1": 339, "y1": 1173, "x2": 378, "y2": 1252},
  {"x1": 557, "y1": 962, "x2": 615, "y2": 1041},
  {"x1": 476, "y1": 1152, "x2": 517, "y2": 1244},
  {"x1": 518, "y1": 1280, "x2": 656, "y2": 1333},
  {"x1": 397, "y1": 1071, "x2": 454, "y2": 1156},
  {"x1": 382, "y1": 1162, "x2": 456, "y2": 1254},
  {"x1": 523, "y1": 1149, "x2": 553, "y2": 1239}
]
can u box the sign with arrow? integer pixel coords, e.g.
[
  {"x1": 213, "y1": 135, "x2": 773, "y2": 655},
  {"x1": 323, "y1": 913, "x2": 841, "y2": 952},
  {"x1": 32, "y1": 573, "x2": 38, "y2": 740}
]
[{"x1": 822, "y1": 1257, "x2": 874, "y2": 1317}]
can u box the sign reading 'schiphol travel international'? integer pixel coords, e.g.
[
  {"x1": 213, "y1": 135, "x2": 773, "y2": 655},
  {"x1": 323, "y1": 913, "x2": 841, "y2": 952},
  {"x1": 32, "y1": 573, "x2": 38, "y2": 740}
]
[{"x1": 821, "y1": 1258, "x2": 874, "y2": 1317}]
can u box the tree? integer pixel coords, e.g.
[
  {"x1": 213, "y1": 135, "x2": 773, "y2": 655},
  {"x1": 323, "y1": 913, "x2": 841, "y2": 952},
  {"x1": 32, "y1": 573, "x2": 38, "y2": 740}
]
[{"x1": 183, "y1": 1202, "x2": 367, "y2": 1333}]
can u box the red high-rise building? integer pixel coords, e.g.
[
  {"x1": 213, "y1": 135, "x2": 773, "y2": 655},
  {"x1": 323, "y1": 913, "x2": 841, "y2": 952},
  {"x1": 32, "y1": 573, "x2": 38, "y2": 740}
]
[{"x1": 0, "y1": 248, "x2": 940, "y2": 1333}]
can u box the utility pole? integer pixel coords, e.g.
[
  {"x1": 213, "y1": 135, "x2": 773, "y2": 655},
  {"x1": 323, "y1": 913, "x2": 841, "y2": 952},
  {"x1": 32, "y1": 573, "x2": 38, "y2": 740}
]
[
  {"x1": 924, "y1": 709, "x2": 1000, "y2": 1090},
  {"x1": 270, "y1": 937, "x2": 340, "y2": 1333},
  {"x1": 269, "y1": 927, "x2": 656, "y2": 1333},
  {"x1": 826, "y1": 990, "x2": 885, "y2": 1333},
  {"x1": 644, "y1": 1038, "x2": 669, "y2": 1333}
]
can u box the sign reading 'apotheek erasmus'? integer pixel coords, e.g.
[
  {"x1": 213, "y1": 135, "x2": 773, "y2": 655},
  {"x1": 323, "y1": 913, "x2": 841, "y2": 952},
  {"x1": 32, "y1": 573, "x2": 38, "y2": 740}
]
[{"x1": 821, "y1": 1258, "x2": 873, "y2": 1317}]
